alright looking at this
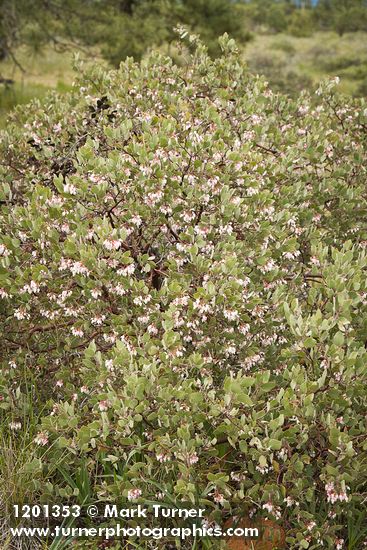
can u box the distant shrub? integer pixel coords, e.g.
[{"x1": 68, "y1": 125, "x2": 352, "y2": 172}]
[
  {"x1": 247, "y1": 50, "x2": 286, "y2": 71},
  {"x1": 287, "y1": 10, "x2": 314, "y2": 38},
  {"x1": 102, "y1": 0, "x2": 251, "y2": 63},
  {"x1": 246, "y1": 51, "x2": 312, "y2": 96},
  {"x1": 356, "y1": 77, "x2": 367, "y2": 97},
  {"x1": 265, "y1": 4, "x2": 289, "y2": 34},
  {"x1": 333, "y1": 6, "x2": 367, "y2": 36},
  {"x1": 271, "y1": 70, "x2": 314, "y2": 97},
  {"x1": 308, "y1": 44, "x2": 335, "y2": 61},
  {"x1": 271, "y1": 38, "x2": 296, "y2": 56},
  {"x1": 319, "y1": 55, "x2": 363, "y2": 72},
  {"x1": 1, "y1": 33, "x2": 367, "y2": 549}
]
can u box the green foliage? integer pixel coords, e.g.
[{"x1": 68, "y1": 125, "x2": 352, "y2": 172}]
[
  {"x1": 0, "y1": 0, "x2": 108, "y2": 60},
  {"x1": 315, "y1": 0, "x2": 367, "y2": 35},
  {"x1": 102, "y1": 0, "x2": 251, "y2": 64},
  {"x1": 101, "y1": 1, "x2": 174, "y2": 64},
  {"x1": 1, "y1": 33, "x2": 367, "y2": 548},
  {"x1": 287, "y1": 9, "x2": 314, "y2": 38},
  {"x1": 241, "y1": 0, "x2": 367, "y2": 37}
]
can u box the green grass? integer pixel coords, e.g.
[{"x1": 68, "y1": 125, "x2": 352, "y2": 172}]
[{"x1": 0, "y1": 45, "x2": 103, "y2": 128}]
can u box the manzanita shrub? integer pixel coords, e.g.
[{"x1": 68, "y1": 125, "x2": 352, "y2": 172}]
[{"x1": 0, "y1": 32, "x2": 367, "y2": 549}]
